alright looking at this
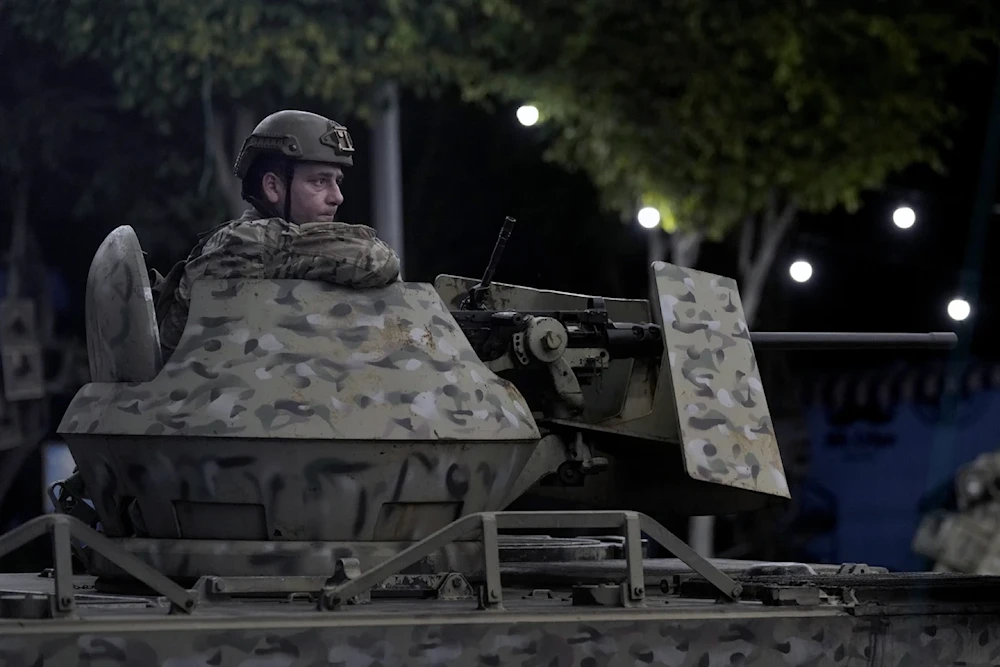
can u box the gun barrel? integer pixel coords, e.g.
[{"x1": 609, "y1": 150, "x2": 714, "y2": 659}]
[
  {"x1": 750, "y1": 331, "x2": 958, "y2": 350},
  {"x1": 480, "y1": 216, "x2": 515, "y2": 290}
]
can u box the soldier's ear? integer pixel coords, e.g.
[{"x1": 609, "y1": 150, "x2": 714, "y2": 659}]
[{"x1": 261, "y1": 171, "x2": 284, "y2": 204}]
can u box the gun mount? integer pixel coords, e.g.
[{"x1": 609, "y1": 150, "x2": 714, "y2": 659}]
[{"x1": 3, "y1": 223, "x2": 991, "y2": 667}]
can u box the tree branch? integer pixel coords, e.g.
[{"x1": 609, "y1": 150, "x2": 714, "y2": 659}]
[
  {"x1": 765, "y1": 187, "x2": 778, "y2": 229},
  {"x1": 669, "y1": 230, "x2": 704, "y2": 268},
  {"x1": 740, "y1": 197, "x2": 798, "y2": 326},
  {"x1": 207, "y1": 107, "x2": 246, "y2": 219}
]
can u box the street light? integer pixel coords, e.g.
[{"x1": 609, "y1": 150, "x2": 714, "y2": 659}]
[
  {"x1": 516, "y1": 105, "x2": 539, "y2": 126},
  {"x1": 637, "y1": 206, "x2": 660, "y2": 229},
  {"x1": 893, "y1": 206, "x2": 916, "y2": 229},
  {"x1": 948, "y1": 298, "x2": 971, "y2": 321},
  {"x1": 789, "y1": 260, "x2": 813, "y2": 283}
]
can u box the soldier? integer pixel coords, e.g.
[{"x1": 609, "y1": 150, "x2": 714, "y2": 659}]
[{"x1": 153, "y1": 110, "x2": 401, "y2": 360}]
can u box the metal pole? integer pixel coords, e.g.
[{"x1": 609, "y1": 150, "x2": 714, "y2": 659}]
[
  {"x1": 689, "y1": 515, "x2": 714, "y2": 559},
  {"x1": 371, "y1": 80, "x2": 405, "y2": 278}
]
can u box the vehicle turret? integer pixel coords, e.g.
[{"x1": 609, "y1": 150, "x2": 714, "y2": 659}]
[{"x1": 52, "y1": 222, "x2": 956, "y2": 583}]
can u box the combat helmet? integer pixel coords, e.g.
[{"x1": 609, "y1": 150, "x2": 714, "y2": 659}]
[{"x1": 234, "y1": 109, "x2": 355, "y2": 219}]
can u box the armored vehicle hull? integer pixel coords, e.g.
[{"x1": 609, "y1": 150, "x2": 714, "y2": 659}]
[
  {"x1": 3, "y1": 584, "x2": 998, "y2": 667},
  {"x1": 3, "y1": 223, "x2": 982, "y2": 665},
  {"x1": 1, "y1": 511, "x2": 999, "y2": 666}
]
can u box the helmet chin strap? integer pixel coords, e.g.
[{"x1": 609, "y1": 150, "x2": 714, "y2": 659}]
[
  {"x1": 283, "y1": 162, "x2": 296, "y2": 222},
  {"x1": 242, "y1": 161, "x2": 295, "y2": 221},
  {"x1": 244, "y1": 193, "x2": 279, "y2": 219}
]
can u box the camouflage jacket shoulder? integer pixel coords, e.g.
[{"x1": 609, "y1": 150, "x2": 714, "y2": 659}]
[
  {"x1": 182, "y1": 209, "x2": 401, "y2": 297},
  {"x1": 155, "y1": 208, "x2": 401, "y2": 353}
]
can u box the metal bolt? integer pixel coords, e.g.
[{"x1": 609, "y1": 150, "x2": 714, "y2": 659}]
[
  {"x1": 542, "y1": 330, "x2": 563, "y2": 350},
  {"x1": 634, "y1": 587, "x2": 643, "y2": 597},
  {"x1": 490, "y1": 589, "x2": 499, "y2": 600}
]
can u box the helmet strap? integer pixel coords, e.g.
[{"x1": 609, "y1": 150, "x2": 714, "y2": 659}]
[
  {"x1": 283, "y1": 161, "x2": 296, "y2": 222},
  {"x1": 239, "y1": 157, "x2": 297, "y2": 220}
]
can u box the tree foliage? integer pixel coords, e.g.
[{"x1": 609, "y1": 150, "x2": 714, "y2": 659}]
[
  {"x1": 0, "y1": 18, "x2": 228, "y2": 273},
  {"x1": 414, "y1": 0, "x2": 997, "y2": 239},
  {"x1": 13, "y1": 0, "x2": 401, "y2": 120},
  {"x1": 390, "y1": 0, "x2": 997, "y2": 322},
  {"x1": 4, "y1": 0, "x2": 521, "y2": 133},
  {"x1": 6, "y1": 0, "x2": 996, "y2": 265},
  {"x1": 6, "y1": 0, "x2": 511, "y2": 218}
]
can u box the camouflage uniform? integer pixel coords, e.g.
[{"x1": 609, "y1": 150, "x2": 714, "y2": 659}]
[
  {"x1": 154, "y1": 207, "x2": 400, "y2": 358},
  {"x1": 153, "y1": 109, "x2": 400, "y2": 360},
  {"x1": 913, "y1": 451, "x2": 1000, "y2": 574}
]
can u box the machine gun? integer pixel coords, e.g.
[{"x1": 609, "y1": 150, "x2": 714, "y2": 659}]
[
  {"x1": 450, "y1": 217, "x2": 957, "y2": 419},
  {"x1": 460, "y1": 215, "x2": 516, "y2": 310}
]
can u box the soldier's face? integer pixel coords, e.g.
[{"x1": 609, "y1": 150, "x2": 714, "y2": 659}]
[{"x1": 264, "y1": 163, "x2": 345, "y2": 223}]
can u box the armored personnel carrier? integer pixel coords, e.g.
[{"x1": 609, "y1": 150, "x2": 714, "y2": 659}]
[{"x1": 0, "y1": 220, "x2": 995, "y2": 666}]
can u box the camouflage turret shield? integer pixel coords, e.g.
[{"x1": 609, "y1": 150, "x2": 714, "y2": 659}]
[
  {"x1": 83, "y1": 225, "x2": 162, "y2": 383},
  {"x1": 652, "y1": 261, "x2": 789, "y2": 499}
]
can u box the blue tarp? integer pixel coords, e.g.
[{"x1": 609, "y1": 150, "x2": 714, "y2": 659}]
[{"x1": 803, "y1": 388, "x2": 1000, "y2": 571}]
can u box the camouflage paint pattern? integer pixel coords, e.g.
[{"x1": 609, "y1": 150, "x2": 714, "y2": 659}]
[
  {"x1": 83, "y1": 226, "x2": 163, "y2": 384},
  {"x1": 0, "y1": 604, "x2": 997, "y2": 666},
  {"x1": 652, "y1": 261, "x2": 789, "y2": 499},
  {"x1": 57, "y1": 278, "x2": 540, "y2": 550},
  {"x1": 914, "y1": 509, "x2": 1000, "y2": 574},
  {"x1": 61, "y1": 278, "x2": 538, "y2": 441},
  {"x1": 913, "y1": 451, "x2": 1000, "y2": 574},
  {"x1": 157, "y1": 208, "x2": 402, "y2": 355},
  {"x1": 64, "y1": 432, "x2": 538, "y2": 543}
]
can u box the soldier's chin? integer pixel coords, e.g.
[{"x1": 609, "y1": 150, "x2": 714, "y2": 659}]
[{"x1": 314, "y1": 213, "x2": 336, "y2": 222}]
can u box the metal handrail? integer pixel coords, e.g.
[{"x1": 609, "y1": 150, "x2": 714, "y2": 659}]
[
  {"x1": 319, "y1": 510, "x2": 742, "y2": 610},
  {"x1": 0, "y1": 514, "x2": 195, "y2": 617}
]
